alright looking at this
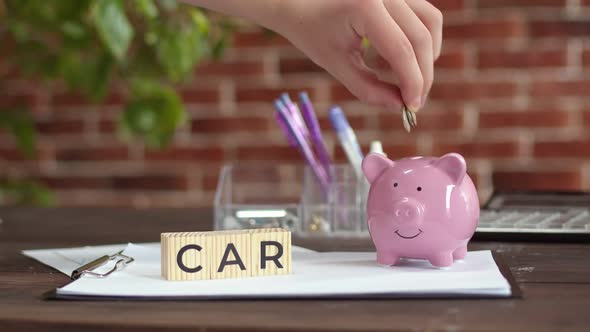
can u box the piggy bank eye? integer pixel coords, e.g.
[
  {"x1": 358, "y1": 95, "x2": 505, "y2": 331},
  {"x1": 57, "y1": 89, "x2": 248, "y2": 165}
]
[
  {"x1": 417, "y1": 186, "x2": 422, "y2": 191},
  {"x1": 393, "y1": 182, "x2": 398, "y2": 188}
]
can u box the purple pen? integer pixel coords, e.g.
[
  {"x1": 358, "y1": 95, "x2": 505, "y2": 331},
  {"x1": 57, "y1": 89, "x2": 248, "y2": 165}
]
[
  {"x1": 280, "y1": 93, "x2": 310, "y2": 141},
  {"x1": 274, "y1": 107, "x2": 297, "y2": 147},
  {"x1": 275, "y1": 100, "x2": 329, "y2": 191},
  {"x1": 299, "y1": 92, "x2": 332, "y2": 177}
]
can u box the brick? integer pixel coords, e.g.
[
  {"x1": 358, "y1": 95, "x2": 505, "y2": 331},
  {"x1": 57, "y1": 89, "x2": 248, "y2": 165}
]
[
  {"x1": 478, "y1": 0, "x2": 566, "y2": 8},
  {"x1": 534, "y1": 140, "x2": 590, "y2": 158},
  {"x1": 478, "y1": 111, "x2": 569, "y2": 129},
  {"x1": 432, "y1": 142, "x2": 520, "y2": 158},
  {"x1": 230, "y1": 164, "x2": 283, "y2": 183},
  {"x1": 334, "y1": 143, "x2": 418, "y2": 163},
  {"x1": 530, "y1": 20, "x2": 590, "y2": 38},
  {"x1": 55, "y1": 146, "x2": 129, "y2": 161},
  {"x1": 196, "y1": 60, "x2": 264, "y2": 77},
  {"x1": 191, "y1": 117, "x2": 269, "y2": 133},
  {"x1": 279, "y1": 58, "x2": 324, "y2": 75},
  {"x1": 203, "y1": 174, "x2": 220, "y2": 191},
  {"x1": 429, "y1": 82, "x2": 517, "y2": 101},
  {"x1": 236, "y1": 86, "x2": 315, "y2": 103},
  {"x1": 39, "y1": 176, "x2": 110, "y2": 190},
  {"x1": 330, "y1": 84, "x2": 357, "y2": 103},
  {"x1": 378, "y1": 110, "x2": 463, "y2": 131},
  {"x1": 40, "y1": 174, "x2": 190, "y2": 191},
  {"x1": 99, "y1": 120, "x2": 116, "y2": 133},
  {"x1": 232, "y1": 31, "x2": 291, "y2": 48},
  {"x1": 36, "y1": 119, "x2": 84, "y2": 135},
  {"x1": 0, "y1": 146, "x2": 53, "y2": 161},
  {"x1": 428, "y1": 0, "x2": 464, "y2": 11},
  {"x1": 493, "y1": 170, "x2": 582, "y2": 191},
  {"x1": 531, "y1": 80, "x2": 590, "y2": 97},
  {"x1": 236, "y1": 145, "x2": 301, "y2": 162},
  {"x1": 381, "y1": 143, "x2": 420, "y2": 160},
  {"x1": 52, "y1": 92, "x2": 124, "y2": 107},
  {"x1": 583, "y1": 49, "x2": 590, "y2": 67},
  {"x1": 584, "y1": 111, "x2": 590, "y2": 127},
  {"x1": 317, "y1": 115, "x2": 366, "y2": 131},
  {"x1": 444, "y1": 18, "x2": 525, "y2": 40},
  {"x1": 111, "y1": 175, "x2": 190, "y2": 191},
  {"x1": 435, "y1": 49, "x2": 466, "y2": 69},
  {"x1": 478, "y1": 49, "x2": 566, "y2": 69},
  {"x1": 180, "y1": 88, "x2": 219, "y2": 104},
  {"x1": 145, "y1": 147, "x2": 224, "y2": 161},
  {"x1": 0, "y1": 148, "x2": 28, "y2": 161},
  {"x1": 0, "y1": 93, "x2": 39, "y2": 109}
]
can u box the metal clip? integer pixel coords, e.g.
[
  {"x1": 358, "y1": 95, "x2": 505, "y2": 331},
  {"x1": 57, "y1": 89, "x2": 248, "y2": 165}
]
[{"x1": 71, "y1": 252, "x2": 134, "y2": 280}]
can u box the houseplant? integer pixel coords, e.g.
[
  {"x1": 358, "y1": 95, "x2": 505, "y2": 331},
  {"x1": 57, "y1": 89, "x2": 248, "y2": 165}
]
[{"x1": 0, "y1": 0, "x2": 232, "y2": 205}]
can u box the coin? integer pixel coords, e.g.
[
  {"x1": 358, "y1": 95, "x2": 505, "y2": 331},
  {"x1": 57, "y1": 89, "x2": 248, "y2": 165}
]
[
  {"x1": 401, "y1": 106, "x2": 417, "y2": 132},
  {"x1": 401, "y1": 106, "x2": 411, "y2": 132},
  {"x1": 409, "y1": 109, "x2": 417, "y2": 127}
]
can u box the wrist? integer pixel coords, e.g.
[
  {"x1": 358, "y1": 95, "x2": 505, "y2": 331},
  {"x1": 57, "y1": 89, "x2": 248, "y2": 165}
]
[{"x1": 183, "y1": 0, "x2": 287, "y2": 33}]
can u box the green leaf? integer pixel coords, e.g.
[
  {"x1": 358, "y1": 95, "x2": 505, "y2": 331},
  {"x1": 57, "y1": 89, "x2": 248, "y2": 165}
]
[
  {"x1": 91, "y1": 0, "x2": 134, "y2": 61},
  {"x1": 134, "y1": 0, "x2": 158, "y2": 19},
  {"x1": 189, "y1": 8, "x2": 209, "y2": 35},
  {"x1": 210, "y1": 38, "x2": 227, "y2": 60},
  {"x1": 119, "y1": 80, "x2": 186, "y2": 148},
  {"x1": 0, "y1": 179, "x2": 54, "y2": 206},
  {"x1": 154, "y1": 23, "x2": 207, "y2": 81},
  {"x1": 61, "y1": 20, "x2": 86, "y2": 39},
  {"x1": 158, "y1": 0, "x2": 178, "y2": 11},
  {"x1": 0, "y1": 110, "x2": 37, "y2": 158}
]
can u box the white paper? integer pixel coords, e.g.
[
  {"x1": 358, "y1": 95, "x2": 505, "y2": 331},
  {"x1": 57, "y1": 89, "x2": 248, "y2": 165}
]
[
  {"x1": 21, "y1": 243, "x2": 316, "y2": 277},
  {"x1": 22, "y1": 243, "x2": 512, "y2": 299},
  {"x1": 22, "y1": 243, "x2": 131, "y2": 276}
]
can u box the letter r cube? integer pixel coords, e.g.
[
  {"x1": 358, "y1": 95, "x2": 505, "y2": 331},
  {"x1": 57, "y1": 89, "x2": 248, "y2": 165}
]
[{"x1": 250, "y1": 228, "x2": 292, "y2": 277}]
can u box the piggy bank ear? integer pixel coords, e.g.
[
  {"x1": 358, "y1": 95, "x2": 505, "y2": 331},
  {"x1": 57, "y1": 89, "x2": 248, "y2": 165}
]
[
  {"x1": 434, "y1": 153, "x2": 467, "y2": 184},
  {"x1": 362, "y1": 153, "x2": 393, "y2": 183}
]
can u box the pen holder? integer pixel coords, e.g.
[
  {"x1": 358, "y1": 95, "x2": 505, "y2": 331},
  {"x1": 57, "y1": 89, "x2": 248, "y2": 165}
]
[
  {"x1": 214, "y1": 163, "x2": 370, "y2": 237},
  {"x1": 299, "y1": 165, "x2": 369, "y2": 237},
  {"x1": 214, "y1": 163, "x2": 302, "y2": 232}
]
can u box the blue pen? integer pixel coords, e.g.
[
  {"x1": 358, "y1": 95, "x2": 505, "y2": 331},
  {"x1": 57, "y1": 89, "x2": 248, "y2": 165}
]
[
  {"x1": 299, "y1": 92, "x2": 332, "y2": 177},
  {"x1": 329, "y1": 106, "x2": 364, "y2": 179},
  {"x1": 274, "y1": 100, "x2": 329, "y2": 191}
]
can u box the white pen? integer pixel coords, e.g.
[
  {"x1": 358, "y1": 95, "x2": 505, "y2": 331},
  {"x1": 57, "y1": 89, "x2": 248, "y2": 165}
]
[
  {"x1": 370, "y1": 140, "x2": 386, "y2": 157},
  {"x1": 329, "y1": 106, "x2": 363, "y2": 179}
]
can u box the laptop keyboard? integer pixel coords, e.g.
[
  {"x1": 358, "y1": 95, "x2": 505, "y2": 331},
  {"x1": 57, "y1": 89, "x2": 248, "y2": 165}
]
[{"x1": 477, "y1": 209, "x2": 590, "y2": 233}]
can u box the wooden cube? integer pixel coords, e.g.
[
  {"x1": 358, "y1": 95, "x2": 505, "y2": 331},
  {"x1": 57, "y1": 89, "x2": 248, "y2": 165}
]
[
  {"x1": 161, "y1": 229, "x2": 291, "y2": 281},
  {"x1": 209, "y1": 230, "x2": 252, "y2": 280},
  {"x1": 161, "y1": 232, "x2": 211, "y2": 281},
  {"x1": 250, "y1": 228, "x2": 291, "y2": 277}
]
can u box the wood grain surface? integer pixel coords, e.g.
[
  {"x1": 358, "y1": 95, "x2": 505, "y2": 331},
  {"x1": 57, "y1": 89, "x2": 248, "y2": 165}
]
[{"x1": 0, "y1": 207, "x2": 589, "y2": 332}]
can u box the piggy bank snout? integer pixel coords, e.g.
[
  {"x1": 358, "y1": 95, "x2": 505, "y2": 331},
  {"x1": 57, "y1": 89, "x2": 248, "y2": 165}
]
[{"x1": 393, "y1": 199, "x2": 424, "y2": 225}]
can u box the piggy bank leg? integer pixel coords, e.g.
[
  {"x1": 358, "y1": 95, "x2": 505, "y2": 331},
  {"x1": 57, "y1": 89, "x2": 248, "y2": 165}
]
[
  {"x1": 428, "y1": 252, "x2": 454, "y2": 268},
  {"x1": 377, "y1": 251, "x2": 400, "y2": 266},
  {"x1": 453, "y1": 246, "x2": 468, "y2": 260}
]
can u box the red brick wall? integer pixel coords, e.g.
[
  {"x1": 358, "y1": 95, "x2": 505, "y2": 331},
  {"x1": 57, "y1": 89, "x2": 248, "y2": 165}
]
[{"x1": 2, "y1": 0, "x2": 590, "y2": 207}]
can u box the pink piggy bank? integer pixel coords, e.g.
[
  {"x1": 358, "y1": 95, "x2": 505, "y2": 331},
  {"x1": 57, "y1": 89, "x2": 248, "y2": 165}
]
[{"x1": 362, "y1": 153, "x2": 479, "y2": 267}]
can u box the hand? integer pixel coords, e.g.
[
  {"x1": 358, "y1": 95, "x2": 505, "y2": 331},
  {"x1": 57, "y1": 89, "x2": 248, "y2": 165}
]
[{"x1": 272, "y1": 0, "x2": 443, "y2": 112}]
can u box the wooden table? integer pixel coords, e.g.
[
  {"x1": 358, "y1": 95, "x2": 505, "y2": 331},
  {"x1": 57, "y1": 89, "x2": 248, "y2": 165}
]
[{"x1": 1, "y1": 207, "x2": 589, "y2": 331}]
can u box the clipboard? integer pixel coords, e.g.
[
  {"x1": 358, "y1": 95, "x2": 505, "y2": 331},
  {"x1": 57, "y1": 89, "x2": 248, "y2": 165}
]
[
  {"x1": 43, "y1": 251, "x2": 521, "y2": 301},
  {"x1": 29, "y1": 244, "x2": 520, "y2": 301}
]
